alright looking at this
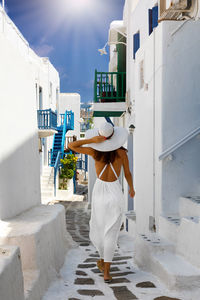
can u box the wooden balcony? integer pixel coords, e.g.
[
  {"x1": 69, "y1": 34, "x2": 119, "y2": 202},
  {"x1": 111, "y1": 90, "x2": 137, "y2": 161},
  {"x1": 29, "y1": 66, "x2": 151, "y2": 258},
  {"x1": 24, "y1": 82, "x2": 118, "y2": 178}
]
[{"x1": 93, "y1": 70, "x2": 126, "y2": 117}]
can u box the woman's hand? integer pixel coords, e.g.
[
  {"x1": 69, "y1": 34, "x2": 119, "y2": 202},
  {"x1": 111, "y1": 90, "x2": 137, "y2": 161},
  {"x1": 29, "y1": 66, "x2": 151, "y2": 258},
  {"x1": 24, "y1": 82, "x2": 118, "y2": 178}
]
[
  {"x1": 129, "y1": 188, "x2": 135, "y2": 198},
  {"x1": 91, "y1": 136, "x2": 106, "y2": 143}
]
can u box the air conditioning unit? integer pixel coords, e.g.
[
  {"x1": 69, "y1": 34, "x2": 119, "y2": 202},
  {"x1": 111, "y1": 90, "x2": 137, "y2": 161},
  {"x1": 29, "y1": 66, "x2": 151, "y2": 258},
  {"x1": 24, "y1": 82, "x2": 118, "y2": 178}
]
[{"x1": 159, "y1": 0, "x2": 193, "y2": 20}]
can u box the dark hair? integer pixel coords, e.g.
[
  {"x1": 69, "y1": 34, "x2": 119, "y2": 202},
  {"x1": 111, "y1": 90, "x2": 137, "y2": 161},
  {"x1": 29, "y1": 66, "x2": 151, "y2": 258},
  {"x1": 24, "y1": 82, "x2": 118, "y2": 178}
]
[{"x1": 93, "y1": 147, "x2": 128, "y2": 164}]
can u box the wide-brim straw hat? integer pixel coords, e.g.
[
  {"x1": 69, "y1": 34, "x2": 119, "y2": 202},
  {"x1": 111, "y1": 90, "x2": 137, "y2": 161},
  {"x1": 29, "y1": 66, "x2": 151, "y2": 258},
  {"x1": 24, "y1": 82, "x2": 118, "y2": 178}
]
[{"x1": 85, "y1": 122, "x2": 128, "y2": 152}]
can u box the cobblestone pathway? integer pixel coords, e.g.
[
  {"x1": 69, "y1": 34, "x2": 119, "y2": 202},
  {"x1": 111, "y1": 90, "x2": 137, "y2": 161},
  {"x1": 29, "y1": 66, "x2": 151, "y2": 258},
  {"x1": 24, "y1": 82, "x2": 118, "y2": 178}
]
[{"x1": 43, "y1": 199, "x2": 193, "y2": 300}]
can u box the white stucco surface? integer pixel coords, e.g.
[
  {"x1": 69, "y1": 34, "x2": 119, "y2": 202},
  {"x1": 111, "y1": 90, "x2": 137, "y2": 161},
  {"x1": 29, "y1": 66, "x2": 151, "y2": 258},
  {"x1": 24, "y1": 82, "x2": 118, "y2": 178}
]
[
  {"x1": 59, "y1": 93, "x2": 81, "y2": 140},
  {"x1": 0, "y1": 246, "x2": 24, "y2": 300},
  {"x1": 0, "y1": 30, "x2": 41, "y2": 220},
  {"x1": 104, "y1": 0, "x2": 200, "y2": 288},
  {"x1": 0, "y1": 204, "x2": 74, "y2": 300},
  {"x1": 0, "y1": 7, "x2": 61, "y2": 218}
]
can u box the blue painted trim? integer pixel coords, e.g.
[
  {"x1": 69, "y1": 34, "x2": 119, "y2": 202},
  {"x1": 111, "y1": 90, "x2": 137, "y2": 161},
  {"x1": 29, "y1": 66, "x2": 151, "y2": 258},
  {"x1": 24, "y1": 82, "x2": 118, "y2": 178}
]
[
  {"x1": 104, "y1": 117, "x2": 114, "y2": 127},
  {"x1": 73, "y1": 168, "x2": 76, "y2": 194},
  {"x1": 148, "y1": 9, "x2": 153, "y2": 35},
  {"x1": 152, "y1": 6, "x2": 158, "y2": 30},
  {"x1": 54, "y1": 151, "x2": 63, "y2": 196},
  {"x1": 133, "y1": 32, "x2": 140, "y2": 59}
]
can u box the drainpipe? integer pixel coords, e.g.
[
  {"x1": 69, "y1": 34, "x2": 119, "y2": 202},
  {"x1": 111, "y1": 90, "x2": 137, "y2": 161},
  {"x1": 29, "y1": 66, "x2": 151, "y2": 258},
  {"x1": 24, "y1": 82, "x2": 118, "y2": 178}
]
[{"x1": 152, "y1": 29, "x2": 156, "y2": 227}]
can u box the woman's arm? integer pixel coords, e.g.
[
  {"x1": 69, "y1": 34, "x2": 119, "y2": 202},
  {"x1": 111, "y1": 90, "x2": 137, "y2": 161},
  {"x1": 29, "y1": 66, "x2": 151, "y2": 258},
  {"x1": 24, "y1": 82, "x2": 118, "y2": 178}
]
[
  {"x1": 121, "y1": 151, "x2": 135, "y2": 198},
  {"x1": 68, "y1": 136, "x2": 105, "y2": 156}
]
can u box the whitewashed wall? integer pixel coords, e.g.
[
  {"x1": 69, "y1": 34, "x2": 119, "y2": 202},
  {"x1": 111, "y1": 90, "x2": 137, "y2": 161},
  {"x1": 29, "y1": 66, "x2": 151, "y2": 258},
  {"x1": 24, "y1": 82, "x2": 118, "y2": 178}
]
[
  {"x1": 35, "y1": 59, "x2": 60, "y2": 169},
  {"x1": 0, "y1": 7, "x2": 61, "y2": 219},
  {"x1": 160, "y1": 20, "x2": 200, "y2": 216},
  {"x1": 59, "y1": 93, "x2": 81, "y2": 140},
  {"x1": 0, "y1": 17, "x2": 41, "y2": 219},
  {"x1": 0, "y1": 8, "x2": 60, "y2": 173},
  {"x1": 125, "y1": 0, "x2": 200, "y2": 234}
]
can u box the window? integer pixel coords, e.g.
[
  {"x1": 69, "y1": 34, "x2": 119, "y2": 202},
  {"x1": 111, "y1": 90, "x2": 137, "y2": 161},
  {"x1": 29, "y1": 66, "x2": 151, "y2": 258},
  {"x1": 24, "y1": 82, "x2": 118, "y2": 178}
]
[
  {"x1": 133, "y1": 32, "x2": 140, "y2": 59},
  {"x1": 148, "y1": 5, "x2": 158, "y2": 35}
]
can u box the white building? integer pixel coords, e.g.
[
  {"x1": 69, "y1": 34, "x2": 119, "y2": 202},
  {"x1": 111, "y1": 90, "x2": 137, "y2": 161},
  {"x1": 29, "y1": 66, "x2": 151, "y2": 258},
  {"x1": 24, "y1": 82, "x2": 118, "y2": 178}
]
[
  {"x1": 0, "y1": 6, "x2": 72, "y2": 299},
  {"x1": 59, "y1": 93, "x2": 81, "y2": 142},
  {"x1": 91, "y1": 0, "x2": 200, "y2": 291},
  {"x1": 36, "y1": 57, "x2": 60, "y2": 173}
]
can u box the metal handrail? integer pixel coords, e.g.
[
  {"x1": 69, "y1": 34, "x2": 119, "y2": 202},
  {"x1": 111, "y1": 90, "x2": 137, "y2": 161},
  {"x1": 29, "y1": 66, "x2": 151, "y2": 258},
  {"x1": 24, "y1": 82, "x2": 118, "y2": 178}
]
[
  {"x1": 54, "y1": 151, "x2": 63, "y2": 196},
  {"x1": 159, "y1": 125, "x2": 200, "y2": 160},
  {"x1": 53, "y1": 110, "x2": 75, "y2": 195},
  {"x1": 61, "y1": 112, "x2": 67, "y2": 153}
]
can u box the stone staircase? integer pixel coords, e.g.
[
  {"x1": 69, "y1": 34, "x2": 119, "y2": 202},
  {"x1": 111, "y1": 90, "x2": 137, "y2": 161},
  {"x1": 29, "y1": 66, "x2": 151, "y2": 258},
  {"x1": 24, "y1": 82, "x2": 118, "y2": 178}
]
[
  {"x1": 0, "y1": 205, "x2": 69, "y2": 300},
  {"x1": 135, "y1": 195, "x2": 200, "y2": 291},
  {"x1": 40, "y1": 166, "x2": 54, "y2": 204}
]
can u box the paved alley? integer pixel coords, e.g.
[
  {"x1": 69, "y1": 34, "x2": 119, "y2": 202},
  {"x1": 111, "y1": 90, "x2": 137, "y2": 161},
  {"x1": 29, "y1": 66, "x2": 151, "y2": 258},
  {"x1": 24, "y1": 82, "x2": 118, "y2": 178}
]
[{"x1": 43, "y1": 197, "x2": 198, "y2": 300}]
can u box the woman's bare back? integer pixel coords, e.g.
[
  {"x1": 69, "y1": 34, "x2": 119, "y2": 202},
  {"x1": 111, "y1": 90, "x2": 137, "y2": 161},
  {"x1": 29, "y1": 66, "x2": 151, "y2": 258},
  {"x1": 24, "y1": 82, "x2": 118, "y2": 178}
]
[{"x1": 94, "y1": 149, "x2": 124, "y2": 182}]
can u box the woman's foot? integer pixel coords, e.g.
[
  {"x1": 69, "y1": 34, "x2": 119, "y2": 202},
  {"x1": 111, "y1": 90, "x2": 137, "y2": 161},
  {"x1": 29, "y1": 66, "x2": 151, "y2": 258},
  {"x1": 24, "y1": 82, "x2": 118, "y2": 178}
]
[
  {"x1": 104, "y1": 262, "x2": 112, "y2": 282},
  {"x1": 104, "y1": 275, "x2": 112, "y2": 283},
  {"x1": 97, "y1": 259, "x2": 104, "y2": 272}
]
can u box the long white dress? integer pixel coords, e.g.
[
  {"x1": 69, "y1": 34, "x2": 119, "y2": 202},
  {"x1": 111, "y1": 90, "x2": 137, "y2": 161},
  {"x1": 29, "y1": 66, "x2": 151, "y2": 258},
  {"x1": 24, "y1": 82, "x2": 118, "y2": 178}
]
[{"x1": 89, "y1": 162, "x2": 125, "y2": 262}]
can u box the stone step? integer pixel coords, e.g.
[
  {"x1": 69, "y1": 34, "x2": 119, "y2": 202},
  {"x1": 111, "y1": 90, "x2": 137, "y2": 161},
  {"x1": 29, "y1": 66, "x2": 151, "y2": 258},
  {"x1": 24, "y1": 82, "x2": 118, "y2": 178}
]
[
  {"x1": 41, "y1": 191, "x2": 54, "y2": 197},
  {"x1": 0, "y1": 205, "x2": 67, "y2": 299},
  {"x1": 41, "y1": 188, "x2": 54, "y2": 193},
  {"x1": 41, "y1": 182, "x2": 54, "y2": 187},
  {"x1": 41, "y1": 185, "x2": 54, "y2": 191},
  {"x1": 152, "y1": 252, "x2": 200, "y2": 290},
  {"x1": 179, "y1": 196, "x2": 200, "y2": 217},
  {"x1": 159, "y1": 215, "x2": 181, "y2": 245},
  {"x1": 159, "y1": 214, "x2": 200, "y2": 269},
  {"x1": 41, "y1": 173, "x2": 53, "y2": 178},
  {"x1": 135, "y1": 233, "x2": 200, "y2": 290},
  {"x1": 176, "y1": 216, "x2": 200, "y2": 269},
  {"x1": 41, "y1": 168, "x2": 53, "y2": 176},
  {"x1": 135, "y1": 233, "x2": 175, "y2": 258},
  {"x1": 40, "y1": 176, "x2": 54, "y2": 182},
  {"x1": 41, "y1": 197, "x2": 54, "y2": 205}
]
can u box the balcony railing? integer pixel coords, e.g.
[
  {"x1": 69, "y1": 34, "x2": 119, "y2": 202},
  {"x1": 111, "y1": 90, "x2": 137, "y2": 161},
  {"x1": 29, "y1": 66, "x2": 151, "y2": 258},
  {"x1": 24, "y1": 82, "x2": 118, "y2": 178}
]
[
  {"x1": 94, "y1": 70, "x2": 126, "y2": 103},
  {"x1": 60, "y1": 110, "x2": 74, "y2": 130},
  {"x1": 80, "y1": 123, "x2": 90, "y2": 132},
  {"x1": 37, "y1": 109, "x2": 57, "y2": 130}
]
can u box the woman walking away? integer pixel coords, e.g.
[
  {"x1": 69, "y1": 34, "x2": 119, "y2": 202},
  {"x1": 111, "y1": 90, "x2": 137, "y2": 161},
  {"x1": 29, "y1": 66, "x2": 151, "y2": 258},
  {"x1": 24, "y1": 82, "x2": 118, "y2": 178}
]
[{"x1": 68, "y1": 122, "x2": 135, "y2": 283}]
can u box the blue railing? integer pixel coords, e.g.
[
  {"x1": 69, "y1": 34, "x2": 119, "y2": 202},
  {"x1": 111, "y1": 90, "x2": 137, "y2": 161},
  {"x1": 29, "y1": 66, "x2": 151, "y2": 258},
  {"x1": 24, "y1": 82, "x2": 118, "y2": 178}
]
[
  {"x1": 37, "y1": 109, "x2": 57, "y2": 130},
  {"x1": 48, "y1": 149, "x2": 52, "y2": 166},
  {"x1": 61, "y1": 112, "x2": 68, "y2": 154},
  {"x1": 80, "y1": 123, "x2": 90, "y2": 132},
  {"x1": 77, "y1": 154, "x2": 88, "y2": 181},
  {"x1": 54, "y1": 151, "x2": 63, "y2": 196},
  {"x1": 60, "y1": 111, "x2": 74, "y2": 129}
]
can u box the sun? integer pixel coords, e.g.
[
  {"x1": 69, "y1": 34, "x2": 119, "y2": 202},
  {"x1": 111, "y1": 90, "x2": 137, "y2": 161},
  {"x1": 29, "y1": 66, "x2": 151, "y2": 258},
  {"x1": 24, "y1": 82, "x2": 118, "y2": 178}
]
[{"x1": 63, "y1": 0, "x2": 94, "y2": 15}]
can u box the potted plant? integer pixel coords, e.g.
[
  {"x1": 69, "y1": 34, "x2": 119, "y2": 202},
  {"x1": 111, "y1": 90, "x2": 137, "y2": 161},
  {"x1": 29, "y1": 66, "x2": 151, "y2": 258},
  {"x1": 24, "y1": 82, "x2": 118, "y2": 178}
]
[{"x1": 59, "y1": 154, "x2": 78, "y2": 190}]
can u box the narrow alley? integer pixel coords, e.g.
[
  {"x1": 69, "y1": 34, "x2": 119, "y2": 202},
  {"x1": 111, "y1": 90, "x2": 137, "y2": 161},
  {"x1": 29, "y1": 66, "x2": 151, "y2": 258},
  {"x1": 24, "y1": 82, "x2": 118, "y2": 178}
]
[{"x1": 43, "y1": 187, "x2": 196, "y2": 300}]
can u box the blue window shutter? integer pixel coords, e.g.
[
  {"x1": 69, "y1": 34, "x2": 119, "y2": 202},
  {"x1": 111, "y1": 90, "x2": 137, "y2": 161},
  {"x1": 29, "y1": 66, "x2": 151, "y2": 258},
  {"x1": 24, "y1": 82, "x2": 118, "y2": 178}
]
[
  {"x1": 133, "y1": 32, "x2": 140, "y2": 59},
  {"x1": 148, "y1": 9, "x2": 153, "y2": 35},
  {"x1": 152, "y1": 6, "x2": 158, "y2": 30}
]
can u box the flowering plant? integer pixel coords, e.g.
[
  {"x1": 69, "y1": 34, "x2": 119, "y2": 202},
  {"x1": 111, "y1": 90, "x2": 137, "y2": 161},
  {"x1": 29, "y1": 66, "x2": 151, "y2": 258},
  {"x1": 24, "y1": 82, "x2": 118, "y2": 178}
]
[{"x1": 59, "y1": 154, "x2": 78, "y2": 189}]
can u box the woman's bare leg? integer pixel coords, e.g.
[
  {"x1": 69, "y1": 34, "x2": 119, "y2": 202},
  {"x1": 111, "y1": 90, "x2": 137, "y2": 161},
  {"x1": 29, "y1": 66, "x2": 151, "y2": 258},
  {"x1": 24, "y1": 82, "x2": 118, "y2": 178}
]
[
  {"x1": 97, "y1": 258, "x2": 104, "y2": 271},
  {"x1": 104, "y1": 262, "x2": 111, "y2": 280}
]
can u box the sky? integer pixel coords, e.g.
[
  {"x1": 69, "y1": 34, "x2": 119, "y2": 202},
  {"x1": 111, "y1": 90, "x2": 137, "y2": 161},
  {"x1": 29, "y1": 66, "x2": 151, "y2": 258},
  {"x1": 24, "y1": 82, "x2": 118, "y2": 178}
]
[{"x1": 5, "y1": 0, "x2": 125, "y2": 103}]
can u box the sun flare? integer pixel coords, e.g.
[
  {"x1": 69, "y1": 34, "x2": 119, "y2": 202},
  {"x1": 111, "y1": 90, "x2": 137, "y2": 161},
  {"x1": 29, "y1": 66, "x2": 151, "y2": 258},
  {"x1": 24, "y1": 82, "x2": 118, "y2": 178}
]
[{"x1": 64, "y1": 0, "x2": 94, "y2": 15}]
